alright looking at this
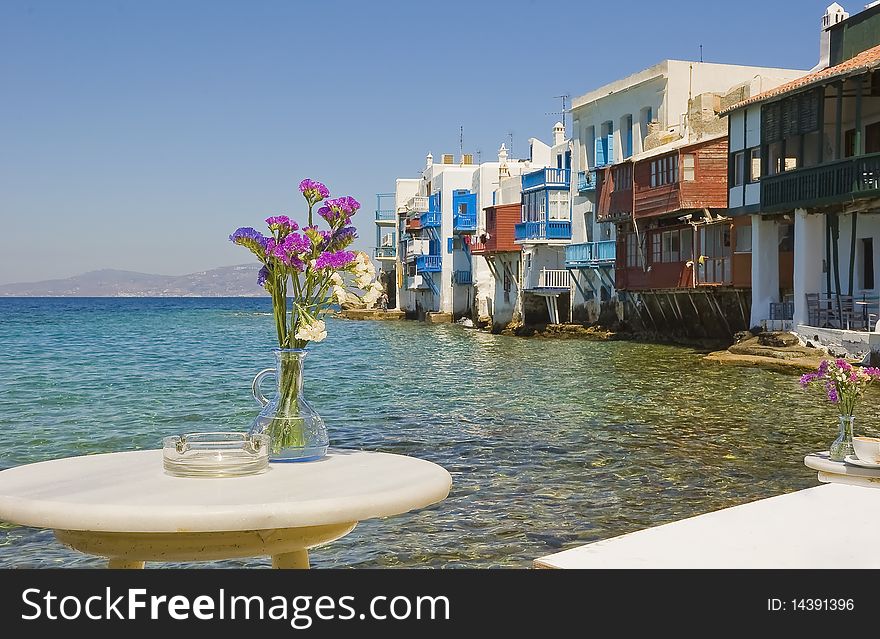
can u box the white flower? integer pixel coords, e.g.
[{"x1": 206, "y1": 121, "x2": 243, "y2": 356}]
[
  {"x1": 332, "y1": 285, "x2": 348, "y2": 304},
  {"x1": 294, "y1": 319, "x2": 327, "y2": 343},
  {"x1": 369, "y1": 281, "x2": 383, "y2": 292},
  {"x1": 356, "y1": 273, "x2": 373, "y2": 289},
  {"x1": 330, "y1": 273, "x2": 344, "y2": 286},
  {"x1": 353, "y1": 252, "x2": 376, "y2": 277},
  {"x1": 362, "y1": 288, "x2": 381, "y2": 308}
]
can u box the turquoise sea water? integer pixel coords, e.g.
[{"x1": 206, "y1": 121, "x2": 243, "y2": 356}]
[{"x1": 0, "y1": 297, "x2": 873, "y2": 568}]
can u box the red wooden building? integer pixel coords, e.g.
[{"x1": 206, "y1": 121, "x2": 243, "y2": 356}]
[{"x1": 471, "y1": 203, "x2": 522, "y2": 255}]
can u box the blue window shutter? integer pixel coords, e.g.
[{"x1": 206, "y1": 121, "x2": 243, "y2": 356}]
[
  {"x1": 447, "y1": 238, "x2": 454, "y2": 254},
  {"x1": 594, "y1": 137, "x2": 606, "y2": 167},
  {"x1": 607, "y1": 134, "x2": 614, "y2": 164},
  {"x1": 626, "y1": 128, "x2": 633, "y2": 158}
]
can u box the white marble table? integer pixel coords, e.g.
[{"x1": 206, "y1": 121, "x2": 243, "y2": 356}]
[
  {"x1": 804, "y1": 451, "x2": 880, "y2": 489},
  {"x1": 0, "y1": 449, "x2": 452, "y2": 569}
]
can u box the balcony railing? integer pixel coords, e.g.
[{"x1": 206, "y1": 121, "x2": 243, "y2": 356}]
[
  {"x1": 761, "y1": 152, "x2": 880, "y2": 211},
  {"x1": 514, "y1": 220, "x2": 572, "y2": 242},
  {"x1": 420, "y1": 210, "x2": 441, "y2": 228},
  {"x1": 564, "y1": 241, "x2": 616, "y2": 268},
  {"x1": 416, "y1": 254, "x2": 441, "y2": 273},
  {"x1": 697, "y1": 256, "x2": 731, "y2": 285},
  {"x1": 454, "y1": 270, "x2": 472, "y2": 285},
  {"x1": 453, "y1": 211, "x2": 477, "y2": 232},
  {"x1": 375, "y1": 209, "x2": 396, "y2": 222},
  {"x1": 521, "y1": 167, "x2": 570, "y2": 192},
  {"x1": 534, "y1": 268, "x2": 570, "y2": 289},
  {"x1": 374, "y1": 247, "x2": 396, "y2": 259},
  {"x1": 577, "y1": 170, "x2": 596, "y2": 192},
  {"x1": 407, "y1": 195, "x2": 429, "y2": 213}
]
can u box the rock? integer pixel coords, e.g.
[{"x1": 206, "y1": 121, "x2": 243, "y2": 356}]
[
  {"x1": 733, "y1": 330, "x2": 752, "y2": 344},
  {"x1": 749, "y1": 325, "x2": 764, "y2": 336},
  {"x1": 757, "y1": 331, "x2": 799, "y2": 348}
]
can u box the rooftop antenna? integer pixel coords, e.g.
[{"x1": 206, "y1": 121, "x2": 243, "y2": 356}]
[
  {"x1": 699, "y1": 44, "x2": 703, "y2": 63},
  {"x1": 508, "y1": 131, "x2": 514, "y2": 158},
  {"x1": 459, "y1": 125, "x2": 463, "y2": 161},
  {"x1": 476, "y1": 149, "x2": 482, "y2": 165},
  {"x1": 545, "y1": 94, "x2": 570, "y2": 131}
]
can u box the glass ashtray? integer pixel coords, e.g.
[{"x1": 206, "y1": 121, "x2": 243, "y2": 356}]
[{"x1": 162, "y1": 432, "x2": 269, "y2": 478}]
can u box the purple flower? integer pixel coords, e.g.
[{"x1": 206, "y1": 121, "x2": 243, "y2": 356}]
[
  {"x1": 299, "y1": 179, "x2": 330, "y2": 204},
  {"x1": 314, "y1": 250, "x2": 356, "y2": 270},
  {"x1": 328, "y1": 226, "x2": 358, "y2": 251},
  {"x1": 266, "y1": 215, "x2": 297, "y2": 232},
  {"x1": 818, "y1": 359, "x2": 830, "y2": 376},
  {"x1": 836, "y1": 359, "x2": 853, "y2": 372},
  {"x1": 799, "y1": 372, "x2": 818, "y2": 388},
  {"x1": 864, "y1": 367, "x2": 880, "y2": 378},
  {"x1": 825, "y1": 381, "x2": 839, "y2": 404},
  {"x1": 319, "y1": 196, "x2": 361, "y2": 225},
  {"x1": 229, "y1": 227, "x2": 269, "y2": 257},
  {"x1": 257, "y1": 265, "x2": 270, "y2": 287}
]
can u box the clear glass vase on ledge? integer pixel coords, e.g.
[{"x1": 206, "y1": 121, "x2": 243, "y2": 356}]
[
  {"x1": 248, "y1": 348, "x2": 328, "y2": 462},
  {"x1": 829, "y1": 414, "x2": 855, "y2": 462}
]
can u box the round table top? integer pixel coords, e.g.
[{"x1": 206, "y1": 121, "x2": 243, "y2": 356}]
[{"x1": 0, "y1": 449, "x2": 452, "y2": 533}]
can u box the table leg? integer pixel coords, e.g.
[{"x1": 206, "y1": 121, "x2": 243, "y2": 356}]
[
  {"x1": 272, "y1": 549, "x2": 309, "y2": 569},
  {"x1": 108, "y1": 559, "x2": 145, "y2": 569}
]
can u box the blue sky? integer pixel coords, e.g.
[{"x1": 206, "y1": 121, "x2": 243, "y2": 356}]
[{"x1": 0, "y1": 0, "x2": 829, "y2": 284}]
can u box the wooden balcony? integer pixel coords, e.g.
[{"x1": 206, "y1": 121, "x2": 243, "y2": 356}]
[
  {"x1": 524, "y1": 268, "x2": 570, "y2": 291},
  {"x1": 471, "y1": 203, "x2": 521, "y2": 254},
  {"x1": 761, "y1": 152, "x2": 880, "y2": 212}
]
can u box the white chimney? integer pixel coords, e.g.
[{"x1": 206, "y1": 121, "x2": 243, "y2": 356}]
[
  {"x1": 815, "y1": 3, "x2": 849, "y2": 71},
  {"x1": 553, "y1": 122, "x2": 565, "y2": 146},
  {"x1": 426, "y1": 153, "x2": 433, "y2": 168},
  {"x1": 498, "y1": 143, "x2": 509, "y2": 178}
]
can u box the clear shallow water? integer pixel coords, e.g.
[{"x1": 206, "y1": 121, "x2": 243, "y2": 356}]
[{"x1": 0, "y1": 297, "x2": 874, "y2": 568}]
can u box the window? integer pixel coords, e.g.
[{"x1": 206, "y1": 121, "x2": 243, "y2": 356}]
[
  {"x1": 650, "y1": 155, "x2": 679, "y2": 187},
  {"x1": 662, "y1": 230, "x2": 681, "y2": 262},
  {"x1": 522, "y1": 191, "x2": 546, "y2": 222},
  {"x1": 548, "y1": 191, "x2": 569, "y2": 220},
  {"x1": 681, "y1": 228, "x2": 693, "y2": 261},
  {"x1": 733, "y1": 151, "x2": 745, "y2": 186},
  {"x1": 651, "y1": 233, "x2": 661, "y2": 263},
  {"x1": 380, "y1": 232, "x2": 395, "y2": 247},
  {"x1": 626, "y1": 233, "x2": 644, "y2": 268},
  {"x1": 749, "y1": 148, "x2": 761, "y2": 182},
  {"x1": 613, "y1": 163, "x2": 632, "y2": 189},
  {"x1": 734, "y1": 224, "x2": 752, "y2": 253},
  {"x1": 683, "y1": 154, "x2": 695, "y2": 181}
]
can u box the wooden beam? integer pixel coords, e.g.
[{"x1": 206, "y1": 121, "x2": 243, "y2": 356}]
[
  {"x1": 835, "y1": 81, "x2": 843, "y2": 160},
  {"x1": 816, "y1": 86, "x2": 825, "y2": 164},
  {"x1": 855, "y1": 76, "x2": 863, "y2": 157}
]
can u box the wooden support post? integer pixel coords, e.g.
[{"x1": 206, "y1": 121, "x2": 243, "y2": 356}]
[
  {"x1": 855, "y1": 75, "x2": 863, "y2": 157},
  {"x1": 817, "y1": 86, "x2": 825, "y2": 164},
  {"x1": 836, "y1": 81, "x2": 844, "y2": 160}
]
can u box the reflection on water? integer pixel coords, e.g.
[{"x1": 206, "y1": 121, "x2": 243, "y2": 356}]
[{"x1": 0, "y1": 298, "x2": 873, "y2": 568}]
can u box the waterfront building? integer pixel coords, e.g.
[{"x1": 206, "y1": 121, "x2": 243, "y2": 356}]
[
  {"x1": 512, "y1": 123, "x2": 573, "y2": 325},
  {"x1": 723, "y1": 2, "x2": 880, "y2": 357},
  {"x1": 373, "y1": 192, "x2": 397, "y2": 308},
  {"x1": 387, "y1": 150, "x2": 522, "y2": 320},
  {"x1": 569, "y1": 60, "x2": 805, "y2": 336}
]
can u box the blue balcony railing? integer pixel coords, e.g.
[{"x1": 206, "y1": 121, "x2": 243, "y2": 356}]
[
  {"x1": 522, "y1": 167, "x2": 570, "y2": 192},
  {"x1": 454, "y1": 270, "x2": 472, "y2": 285},
  {"x1": 416, "y1": 254, "x2": 442, "y2": 273},
  {"x1": 577, "y1": 170, "x2": 596, "y2": 192},
  {"x1": 564, "y1": 241, "x2": 616, "y2": 268},
  {"x1": 514, "y1": 220, "x2": 572, "y2": 242},
  {"x1": 420, "y1": 210, "x2": 441, "y2": 228},
  {"x1": 374, "y1": 246, "x2": 396, "y2": 259},
  {"x1": 454, "y1": 211, "x2": 477, "y2": 232},
  {"x1": 375, "y1": 209, "x2": 396, "y2": 221}
]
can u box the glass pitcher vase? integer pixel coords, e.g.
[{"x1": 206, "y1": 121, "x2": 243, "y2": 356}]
[{"x1": 248, "y1": 349, "x2": 328, "y2": 462}]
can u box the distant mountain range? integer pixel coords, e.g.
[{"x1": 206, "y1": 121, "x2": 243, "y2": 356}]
[{"x1": 0, "y1": 264, "x2": 266, "y2": 297}]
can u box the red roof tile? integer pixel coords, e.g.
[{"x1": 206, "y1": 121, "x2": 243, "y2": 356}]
[{"x1": 720, "y1": 43, "x2": 880, "y2": 115}]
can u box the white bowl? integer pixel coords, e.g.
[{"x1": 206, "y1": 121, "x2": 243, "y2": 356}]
[{"x1": 852, "y1": 436, "x2": 880, "y2": 464}]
